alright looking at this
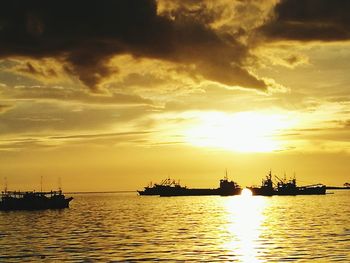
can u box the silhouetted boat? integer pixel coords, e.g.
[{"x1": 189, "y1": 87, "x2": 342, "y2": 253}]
[
  {"x1": 247, "y1": 171, "x2": 326, "y2": 196},
  {"x1": 137, "y1": 178, "x2": 183, "y2": 196},
  {"x1": 0, "y1": 190, "x2": 73, "y2": 211},
  {"x1": 275, "y1": 175, "x2": 326, "y2": 195},
  {"x1": 248, "y1": 171, "x2": 274, "y2": 196},
  {"x1": 139, "y1": 171, "x2": 326, "y2": 197},
  {"x1": 138, "y1": 175, "x2": 242, "y2": 197}
]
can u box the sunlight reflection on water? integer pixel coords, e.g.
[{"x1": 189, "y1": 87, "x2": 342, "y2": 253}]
[{"x1": 223, "y1": 195, "x2": 267, "y2": 262}]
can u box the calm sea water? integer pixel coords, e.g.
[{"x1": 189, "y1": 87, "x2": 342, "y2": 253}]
[{"x1": 0, "y1": 191, "x2": 349, "y2": 262}]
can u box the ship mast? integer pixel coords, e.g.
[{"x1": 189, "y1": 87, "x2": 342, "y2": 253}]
[
  {"x1": 4, "y1": 176, "x2": 7, "y2": 193},
  {"x1": 275, "y1": 175, "x2": 284, "y2": 183},
  {"x1": 58, "y1": 177, "x2": 62, "y2": 192}
]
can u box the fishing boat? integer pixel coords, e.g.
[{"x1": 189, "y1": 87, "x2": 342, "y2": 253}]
[
  {"x1": 0, "y1": 190, "x2": 73, "y2": 211},
  {"x1": 274, "y1": 175, "x2": 326, "y2": 195},
  {"x1": 248, "y1": 171, "x2": 274, "y2": 196},
  {"x1": 137, "y1": 178, "x2": 185, "y2": 196},
  {"x1": 247, "y1": 171, "x2": 326, "y2": 196}
]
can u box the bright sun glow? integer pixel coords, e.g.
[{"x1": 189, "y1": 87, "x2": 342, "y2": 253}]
[
  {"x1": 184, "y1": 111, "x2": 294, "y2": 153},
  {"x1": 241, "y1": 188, "x2": 253, "y2": 197}
]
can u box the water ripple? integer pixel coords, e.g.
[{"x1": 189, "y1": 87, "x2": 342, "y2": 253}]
[{"x1": 1, "y1": 191, "x2": 349, "y2": 262}]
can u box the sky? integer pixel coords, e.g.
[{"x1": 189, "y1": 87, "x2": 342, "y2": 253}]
[{"x1": 0, "y1": 0, "x2": 349, "y2": 191}]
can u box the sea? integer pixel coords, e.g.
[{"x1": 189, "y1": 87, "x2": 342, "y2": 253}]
[{"x1": 0, "y1": 190, "x2": 349, "y2": 262}]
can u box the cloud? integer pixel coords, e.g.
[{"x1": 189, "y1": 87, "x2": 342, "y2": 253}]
[
  {"x1": 0, "y1": 84, "x2": 153, "y2": 106},
  {"x1": 0, "y1": 104, "x2": 13, "y2": 113},
  {"x1": 0, "y1": 131, "x2": 154, "y2": 151},
  {"x1": 338, "y1": 119, "x2": 350, "y2": 129},
  {"x1": 0, "y1": 0, "x2": 271, "y2": 91},
  {"x1": 259, "y1": 0, "x2": 350, "y2": 42},
  {"x1": 49, "y1": 131, "x2": 153, "y2": 140},
  {"x1": 0, "y1": 138, "x2": 47, "y2": 151},
  {"x1": 8, "y1": 58, "x2": 69, "y2": 84},
  {"x1": 254, "y1": 45, "x2": 310, "y2": 69},
  {"x1": 158, "y1": 0, "x2": 278, "y2": 32},
  {"x1": 0, "y1": 100, "x2": 153, "y2": 136}
]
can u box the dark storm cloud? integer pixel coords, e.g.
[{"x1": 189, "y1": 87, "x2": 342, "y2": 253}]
[
  {"x1": 260, "y1": 0, "x2": 350, "y2": 41},
  {"x1": 0, "y1": 0, "x2": 268, "y2": 91}
]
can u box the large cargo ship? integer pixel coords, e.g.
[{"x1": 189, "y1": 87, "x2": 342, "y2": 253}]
[
  {"x1": 138, "y1": 176, "x2": 242, "y2": 197},
  {"x1": 0, "y1": 190, "x2": 73, "y2": 211}
]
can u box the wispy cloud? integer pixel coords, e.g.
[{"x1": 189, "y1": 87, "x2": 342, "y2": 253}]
[{"x1": 0, "y1": 104, "x2": 13, "y2": 113}]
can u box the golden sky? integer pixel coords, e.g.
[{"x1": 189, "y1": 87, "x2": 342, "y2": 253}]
[{"x1": 0, "y1": 0, "x2": 349, "y2": 191}]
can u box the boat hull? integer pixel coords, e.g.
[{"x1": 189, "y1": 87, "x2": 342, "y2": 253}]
[
  {"x1": 275, "y1": 186, "x2": 326, "y2": 196},
  {"x1": 248, "y1": 186, "x2": 326, "y2": 196},
  {"x1": 248, "y1": 187, "x2": 274, "y2": 196},
  {"x1": 159, "y1": 188, "x2": 242, "y2": 197},
  {"x1": 0, "y1": 196, "x2": 73, "y2": 211}
]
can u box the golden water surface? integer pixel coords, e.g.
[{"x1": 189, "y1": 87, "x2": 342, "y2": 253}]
[{"x1": 0, "y1": 191, "x2": 349, "y2": 262}]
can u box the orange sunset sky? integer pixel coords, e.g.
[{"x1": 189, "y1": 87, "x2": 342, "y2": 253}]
[{"x1": 0, "y1": 0, "x2": 349, "y2": 191}]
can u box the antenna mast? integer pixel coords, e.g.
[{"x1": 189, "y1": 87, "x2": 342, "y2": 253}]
[
  {"x1": 40, "y1": 176, "x2": 43, "y2": 192},
  {"x1": 4, "y1": 177, "x2": 7, "y2": 193},
  {"x1": 58, "y1": 177, "x2": 62, "y2": 191}
]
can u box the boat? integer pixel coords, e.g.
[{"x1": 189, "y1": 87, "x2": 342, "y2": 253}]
[
  {"x1": 275, "y1": 176, "x2": 298, "y2": 195},
  {"x1": 248, "y1": 171, "x2": 274, "y2": 196},
  {"x1": 137, "y1": 178, "x2": 185, "y2": 196},
  {"x1": 247, "y1": 172, "x2": 326, "y2": 196},
  {"x1": 0, "y1": 190, "x2": 73, "y2": 211},
  {"x1": 296, "y1": 184, "x2": 327, "y2": 195},
  {"x1": 138, "y1": 176, "x2": 242, "y2": 197},
  {"x1": 138, "y1": 171, "x2": 326, "y2": 197},
  {"x1": 274, "y1": 175, "x2": 326, "y2": 195}
]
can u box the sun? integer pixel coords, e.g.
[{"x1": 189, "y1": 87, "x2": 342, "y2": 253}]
[
  {"x1": 184, "y1": 111, "x2": 293, "y2": 153},
  {"x1": 241, "y1": 188, "x2": 253, "y2": 197}
]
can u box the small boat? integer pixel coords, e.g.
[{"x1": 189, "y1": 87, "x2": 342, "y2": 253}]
[{"x1": 0, "y1": 190, "x2": 73, "y2": 211}]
